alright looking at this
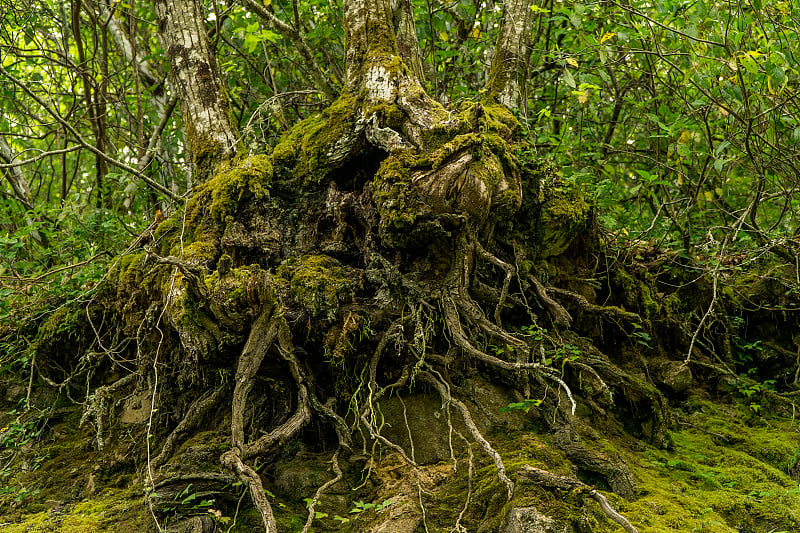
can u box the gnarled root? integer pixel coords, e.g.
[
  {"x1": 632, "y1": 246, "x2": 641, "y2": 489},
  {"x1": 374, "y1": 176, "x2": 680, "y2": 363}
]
[
  {"x1": 152, "y1": 384, "x2": 229, "y2": 468},
  {"x1": 300, "y1": 448, "x2": 343, "y2": 533},
  {"x1": 221, "y1": 305, "x2": 312, "y2": 531},
  {"x1": 220, "y1": 449, "x2": 278, "y2": 533},
  {"x1": 518, "y1": 465, "x2": 640, "y2": 533}
]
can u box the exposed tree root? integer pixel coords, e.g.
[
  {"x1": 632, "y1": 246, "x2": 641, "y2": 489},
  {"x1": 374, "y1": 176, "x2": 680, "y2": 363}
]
[
  {"x1": 27, "y1": 85, "x2": 706, "y2": 533},
  {"x1": 453, "y1": 431, "x2": 474, "y2": 533},
  {"x1": 548, "y1": 286, "x2": 641, "y2": 324},
  {"x1": 152, "y1": 384, "x2": 229, "y2": 468},
  {"x1": 418, "y1": 370, "x2": 515, "y2": 500},
  {"x1": 551, "y1": 425, "x2": 635, "y2": 499},
  {"x1": 79, "y1": 372, "x2": 138, "y2": 451},
  {"x1": 528, "y1": 275, "x2": 573, "y2": 327},
  {"x1": 300, "y1": 448, "x2": 343, "y2": 533},
  {"x1": 230, "y1": 309, "x2": 280, "y2": 448},
  {"x1": 219, "y1": 449, "x2": 278, "y2": 532},
  {"x1": 518, "y1": 465, "x2": 640, "y2": 533}
]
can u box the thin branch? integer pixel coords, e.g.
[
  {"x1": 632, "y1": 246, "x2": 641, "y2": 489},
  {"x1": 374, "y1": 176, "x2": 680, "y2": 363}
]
[
  {"x1": 239, "y1": 0, "x2": 336, "y2": 101},
  {"x1": 0, "y1": 64, "x2": 178, "y2": 200}
]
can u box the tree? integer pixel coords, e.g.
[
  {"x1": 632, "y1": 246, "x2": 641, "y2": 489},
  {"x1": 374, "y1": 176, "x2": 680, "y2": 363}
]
[{"x1": 2, "y1": 1, "x2": 800, "y2": 532}]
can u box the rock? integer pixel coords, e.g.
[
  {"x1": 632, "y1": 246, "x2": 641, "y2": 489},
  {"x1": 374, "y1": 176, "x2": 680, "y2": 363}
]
[
  {"x1": 660, "y1": 361, "x2": 692, "y2": 394},
  {"x1": 120, "y1": 389, "x2": 152, "y2": 424},
  {"x1": 375, "y1": 376, "x2": 528, "y2": 464},
  {"x1": 274, "y1": 453, "x2": 339, "y2": 500},
  {"x1": 504, "y1": 506, "x2": 557, "y2": 533},
  {"x1": 361, "y1": 495, "x2": 421, "y2": 533},
  {"x1": 168, "y1": 514, "x2": 216, "y2": 533}
]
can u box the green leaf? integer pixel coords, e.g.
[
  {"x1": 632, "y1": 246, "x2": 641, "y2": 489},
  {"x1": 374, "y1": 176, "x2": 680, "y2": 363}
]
[{"x1": 563, "y1": 68, "x2": 577, "y2": 88}]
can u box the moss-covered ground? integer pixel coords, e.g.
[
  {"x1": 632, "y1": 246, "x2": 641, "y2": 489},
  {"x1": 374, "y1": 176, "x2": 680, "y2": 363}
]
[{"x1": 5, "y1": 390, "x2": 792, "y2": 532}]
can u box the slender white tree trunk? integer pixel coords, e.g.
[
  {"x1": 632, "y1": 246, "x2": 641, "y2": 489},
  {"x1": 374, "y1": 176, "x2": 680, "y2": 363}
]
[
  {"x1": 486, "y1": 0, "x2": 535, "y2": 111},
  {"x1": 154, "y1": 0, "x2": 237, "y2": 180}
]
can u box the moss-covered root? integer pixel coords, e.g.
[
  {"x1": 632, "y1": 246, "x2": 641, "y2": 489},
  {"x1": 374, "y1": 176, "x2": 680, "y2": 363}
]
[
  {"x1": 518, "y1": 466, "x2": 640, "y2": 533},
  {"x1": 223, "y1": 310, "x2": 313, "y2": 533}
]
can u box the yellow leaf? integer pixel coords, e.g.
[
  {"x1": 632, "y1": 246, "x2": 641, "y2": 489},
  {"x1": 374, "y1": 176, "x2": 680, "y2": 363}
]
[
  {"x1": 439, "y1": 31, "x2": 448, "y2": 42},
  {"x1": 767, "y1": 75, "x2": 774, "y2": 94},
  {"x1": 600, "y1": 31, "x2": 615, "y2": 44},
  {"x1": 566, "y1": 57, "x2": 579, "y2": 68},
  {"x1": 469, "y1": 28, "x2": 481, "y2": 39},
  {"x1": 704, "y1": 190, "x2": 714, "y2": 202},
  {"x1": 576, "y1": 90, "x2": 588, "y2": 104},
  {"x1": 264, "y1": 0, "x2": 271, "y2": 5}
]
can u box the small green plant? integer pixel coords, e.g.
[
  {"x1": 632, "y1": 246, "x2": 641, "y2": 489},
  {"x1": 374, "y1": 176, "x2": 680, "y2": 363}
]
[
  {"x1": 631, "y1": 323, "x2": 652, "y2": 349},
  {"x1": 349, "y1": 498, "x2": 393, "y2": 514},
  {"x1": 0, "y1": 409, "x2": 45, "y2": 448},
  {"x1": 735, "y1": 379, "x2": 775, "y2": 413},
  {"x1": 160, "y1": 484, "x2": 215, "y2": 515},
  {"x1": 735, "y1": 340, "x2": 763, "y2": 366},
  {"x1": 519, "y1": 324, "x2": 546, "y2": 341},
  {"x1": 544, "y1": 343, "x2": 580, "y2": 366},
  {"x1": 304, "y1": 498, "x2": 393, "y2": 525},
  {"x1": 488, "y1": 343, "x2": 514, "y2": 357},
  {"x1": 0, "y1": 485, "x2": 40, "y2": 504},
  {"x1": 500, "y1": 398, "x2": 542, "y2": 413}
]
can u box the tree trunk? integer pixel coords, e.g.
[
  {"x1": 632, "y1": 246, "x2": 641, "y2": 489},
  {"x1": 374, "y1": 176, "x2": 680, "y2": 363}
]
[
  {"x1": 154, "y1": 0, "x2": 237, "y2": 181},
  {"x1": 0, "y1": 137, "x2": 47, "y2": 247},
  {"x1": 485, "y1": 0, "x2": 535, "y2": 111}
]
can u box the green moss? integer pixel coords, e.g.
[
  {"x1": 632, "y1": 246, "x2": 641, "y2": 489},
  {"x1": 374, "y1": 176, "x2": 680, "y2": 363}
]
[
  {"x1": 371, "y1": 153, "x2": 425, "y2": 244},
  {"x1": 36, "y1": 303, "x2": 82, "y2": 341},
  {"x1": 613, "y1": 268, "x2": 659, "y2": 318},
  {"x1": 186, "y1": 154, "x2": 273, "y2": 224},
  {"x1": 180, "y1": 234, "x2": 219, "y2": 265},
  {"x1": 108, "y1": 251, "x2": 146, "y2": 287},
  {"x1": 622, "y1": 397, "x2": 800, "y2": 532},
  {"x1": 277, "y1": 255, "x2": 357, "y2": 319},
  {"x1": 0, "y1": 486, "x2": 152, "y2": 533},
  {"x1": 481, "y1": 103, "x2": 519, "y2": 138},
  {"x1": 537, "y1": 187, "x2": 591, "y2": 258},
  {"x1": 152, "y1": 217, "x2": 178, "y2": 242},
  {"x1": 272, "y1": 92, "x2": 359, "y2": 183}
]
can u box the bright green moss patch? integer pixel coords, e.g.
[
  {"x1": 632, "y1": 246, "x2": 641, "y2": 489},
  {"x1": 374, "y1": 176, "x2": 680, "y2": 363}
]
[
  {"x1": 537, "y1": 187, "x2": 591, "y2": 258},
  {"x1": 0, "y1": 487, "x2": 152, "y2": 533},
  {"x1": 371, "y1": 153, "x2": 425, "y2": 244},
  {"x1": 277, "y1": 255, "x2": 357, "y2": 318},
  {"x1": 272, "y1": 92, "x2": 359, "y2": 183},
  {"x1": 621, "y1": 396, "x2": 800, "y2": 532},
  {"x1": 188, "y1": 154, "x2": 273, "y2": 224},
  {"x1": 35, "y1": 303, "x2": 82, "y2": 342}
]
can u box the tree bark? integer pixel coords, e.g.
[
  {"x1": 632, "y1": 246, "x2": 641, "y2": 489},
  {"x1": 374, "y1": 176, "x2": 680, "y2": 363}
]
[
  {"x1": 485, "y1": 0, "x2": 535, "y2": 111},
  {"x1": 343, "y1": 0, "x2": 446, "y2": 150},
  {"x1": 154, "y1": 0, "x2": 237, "y2": 181},
  {"x1": 0, "y1": 137, "x2": 47, "y2": 247}
]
